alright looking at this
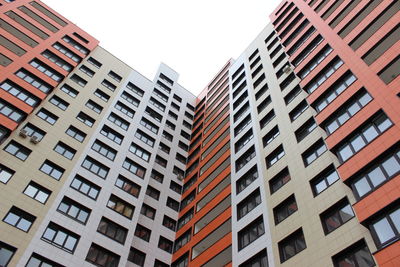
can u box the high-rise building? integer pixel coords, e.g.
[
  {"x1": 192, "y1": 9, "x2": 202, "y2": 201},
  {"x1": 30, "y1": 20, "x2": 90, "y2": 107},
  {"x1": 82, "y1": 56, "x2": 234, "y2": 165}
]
[{"x1": 0, "y1": 0, "x2": 398, "y2": 266}]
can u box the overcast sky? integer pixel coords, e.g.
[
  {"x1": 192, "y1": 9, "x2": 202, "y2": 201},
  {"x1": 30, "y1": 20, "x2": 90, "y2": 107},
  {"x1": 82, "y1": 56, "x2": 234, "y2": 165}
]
[{"x1": 43, "y1": 0, "x2": 282, "y2": 95}]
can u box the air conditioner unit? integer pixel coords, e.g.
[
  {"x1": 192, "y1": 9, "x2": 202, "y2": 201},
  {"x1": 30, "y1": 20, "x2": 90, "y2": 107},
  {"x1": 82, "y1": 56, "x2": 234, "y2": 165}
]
[
  {"x1": 177, "y1": 175, "x2": 183, "y2": 181},
  {"x1": 30, "y1": 135, "x2": 40, "y2": 144},
  {"x1": 19, "y1": 129, "x2": 28, "y2": 138},
  {"x1": 283, "y1": 65, "x2": 292, "y2": 74}
]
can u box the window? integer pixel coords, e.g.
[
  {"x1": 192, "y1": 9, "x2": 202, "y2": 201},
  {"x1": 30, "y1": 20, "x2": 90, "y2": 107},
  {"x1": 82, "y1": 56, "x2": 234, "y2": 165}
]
[
  {"x1": 236, "y1": 146, "x2": 256, "y2": 172},
  {"x1": 60, "y1": 84, "x2": 78, "y2": 98},
  {"x1": 177, "y1": 209, "x2": 193, "y2": 230},
  {"x1": 166, "y1": 120, "x2": 176, "y2": 130},
  {"x1": 40, "y1": 160, "x2": 64, "y2": 180},
  {"x1": 269, "y1": 167, "x2": 291, "y2": 194},
  {"x1": 57, "y1": 197, "x2": 91, "y2": 224},
  {"x1": 70, "y1": 175, "x2": 100, "y2": 200},
  {"x1": 298, "y1": 46, "x2": 333, "y2": 79},
  {"x1": 234, "y1": 102, "x2": 250, "y2": 122},
  {"x1": 97, "y1": 217, "x2": 128, "y2": 244},
  {"x1": 295, "y1": 118, "x2": 317, "y2": 142},
  {"x1": 140, "y1": 117, "x2": 158, "y2": 134},
  {"x1": 70, "y1": 74, "x2": 87, "y2": 87},
  {"x1": 0, "y1": 101, "x2": 25, "y2": 122},
  {"x1": 153, "y1": 88, "x2": 168, "y2": 102},
  {"x1": 266, "y1": 145, "x2": 285, "y2": 168},
  {"x1": 155, "y1": 155, "x2": 167, "y2": 168},
  {"x1": 81, "y1": 156, "x2": 109, "y2": 179},
  {"x1": 76, "y1": 112, "x2": 95, "y2": 127},
  {"x1": 86, "y1": 243, "x2": 120, "y2": 267},
  {"x1": 49, "y1": 95, "x2": 69, "y2": 110},
  {"x1": 310, "y1": 165, "x2": 340, "y2": 196},
  {"x1": 3, "y1": 206, "x2": 35, "y2": 232},
  {"x1": 302, "y1": 139, "x2": 327, "y2": 166},
  {"x1": 0, "y1": 80, "x2": 40, "y2": 107},
  {"x1": 167, "y1": 197, "x2": 180, "y2": 211},
  {"x1": 91, "y1": 140, "x2": 117, "y2": 161},
  {"x1": 107, "y1": 194, "x2": 134, "y2": 219},
  {"x1": 324, "y1": 90, "x2": 372, "y2": 134},
  {"x1": 145, "y1": 107, "x2": 163, "y2": 123},
  {"x1": 42, "y1": 49, "x2": 72, "y2": 71},
  {"x1": 162, "y1": 131, "x2": 173, "y2": 142},
  {"x1": 237, "y1": 189, "x2": 261, "y2": 220},
  {"x1": 279, "y1": 229, "x2": 306, "y2": 263},
  {"x1": 37, "y1": 108, "x2": 58, "y2": 125},
  {"x1": 0, "y1": 241, "x2": 16, "y2": 267},
  {"x1": 100, "y1": 125, "x2": 123, "y2": 145},
  {"x1": 15, "y1": 69, "x2": 52, "y2": 93},
  {"x1": 141, "y1": 204, "x2": 156, "y2": 219},
  {"x1": 54, "y1": 141, "x2": 76, "y2": 160},
  {"x1": 86, "y1": 99, "x2": 103, "y2": 114},
  {"x1": 4, "y1": 140, "x2": 31, "y2": 161},
  {"x1": 155, "y1": 260, "x2": 169, "y2": 267},
  {"x1": 62, "y1": 35, "x2": 89, "y2": 54},
  {"x1": 121, "y1": 91, "x2": 140, "y2": 106},
  {"x1": 284, "y1": 85, "x2": 302, "y2": 105},
  {"x1": 79, "y1": 65, "x2": 95, "y2": 77},
  {"x1": 235, "y1": 129, "x2": 254, "y2": 153},
  {"x1": 263, "y1": 125, "x2": 280, "y2": 146},
  {"x1": 260, "y1": 110, "x2": 275, "y2": 128},
  {"x1": 351, "y1": 148, "x2": 400, "y2": 199},
  {"x1": 52, "y1": 42, "x2": 81, "y2": 62},
  {"x1": 336, "y1": 112, "x2": 393, "y2": 162},
  {"x1": 66, "y1": 125, "x2": 86, "y2": 142},
  {"x1": 94, "y1": 89, "x2": 110, "y2": 102},
  {"x1": 172, "y1": 253, "x2": 188, "y2": 267},
  {"x1": 274, "y1": 194, "x2": 298, "y2": 224},
  {"x1": 235, "y1": 115, "x2": 251, "y2": 136},
  {"x1": 122, "y1": 158, "x2": 146, "y2": 178},
  {"x1": 239, "y1": 249, "x2": 268, "y2": 267},
  {"x1": 238, "y1": 216, "x2": 265, "y2": 250},
  {"x1": 29, "y1": 59, "x2": 62, "y2": 81},
  {"x1": 126, "y1": 82, "x2": 144, "y2": 97},
  {"x1": 87, "y1": 57, "x2": 102, "y2": 68},
  {"x1": 146, "y1": 186, "x2": 160, "y2": 200},
  {"x1": 332, "y1": 240, "x2": 375, "y2": 267},
  {"x1": 369, "y1": 205, "x2": 400, "y2": 248},
  {"x1": 321, "y1": 198, "x2": 354, "y2": 234},
  {"x1": 151, "y1": 169, "x2": 164, "y2": 183},
  {"x1": 108, "y1": 71, "x2": 122, "y2": 82},
  {"x1": 135, "y1": 224, "x2": 151, "y2": 241},
  {"x1": 159, "y1": 142, "x2": 171, "y2": 154},
  {"x1": 128, "y1": 247, "x2": 146, "y2": 267},
  {"x1": 114, "y1": 101, "x2": 134, "y2": 118},
  {"x1": 305, "y1": 57, "x2": 344, "y2": 94},
  {"x1": 236, "y1": 165, "x2": 258, "y2": 194},
  {"x1": 289, "y1": 100, "x2": 308, "y2": 121},
  {"x1": 160, "y1": 73, "x2": 173, "y2": 85},
  {"x1": 26, "y1": 253, "x2": 65, "y2": 267},
  {"x1": 0, "y1": 164, "x2": 14, "y2": 184},
  {"x1": 101, "y1": 79, "x2": 116, "y2": 91},
  {"x1": 170, "y1": 181, "x2": 182, "y2": 194},
  {"x1": 149, "y1": 97, "x2": 165, "y2": 111},
  {"x1": 292, "y1": 35, "x2": 323, "y2": 66},
  {"x1": 115, "y1": 175, "x2": 140, "y2": 198},
  {"x1": 24, "y1": 181, "x2": 51, "y2": 203},
  {"x1": 21, "y1": 123, "x2": 46, "y2": 141},
  {"x1": 163, "y1": 216, "x2": 176, "y2": 231},
  {"x1": 108, "y1": 112, "x2": 129, "y2": 130},
  {"x1": 158, "y1": 236, "x2": 173, "y2": 253}
]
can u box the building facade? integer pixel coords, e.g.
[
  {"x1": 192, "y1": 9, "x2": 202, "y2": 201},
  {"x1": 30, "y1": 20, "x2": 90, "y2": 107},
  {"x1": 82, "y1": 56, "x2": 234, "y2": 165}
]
[{"x1": 0, "y1": 0, "x2": 399, "y2": 266}]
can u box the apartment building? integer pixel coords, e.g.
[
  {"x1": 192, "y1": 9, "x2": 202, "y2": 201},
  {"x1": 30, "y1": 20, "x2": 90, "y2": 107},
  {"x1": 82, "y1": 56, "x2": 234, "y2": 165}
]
[{"x1": 0, "y1": 0, "x2": 399, "y2": 266}]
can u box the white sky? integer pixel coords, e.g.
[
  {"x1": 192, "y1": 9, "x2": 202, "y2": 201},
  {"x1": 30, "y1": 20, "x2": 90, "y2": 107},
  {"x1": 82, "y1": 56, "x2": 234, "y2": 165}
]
[{"x1": 43, "y1": 0, "x2": 282, "y2": 95}]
